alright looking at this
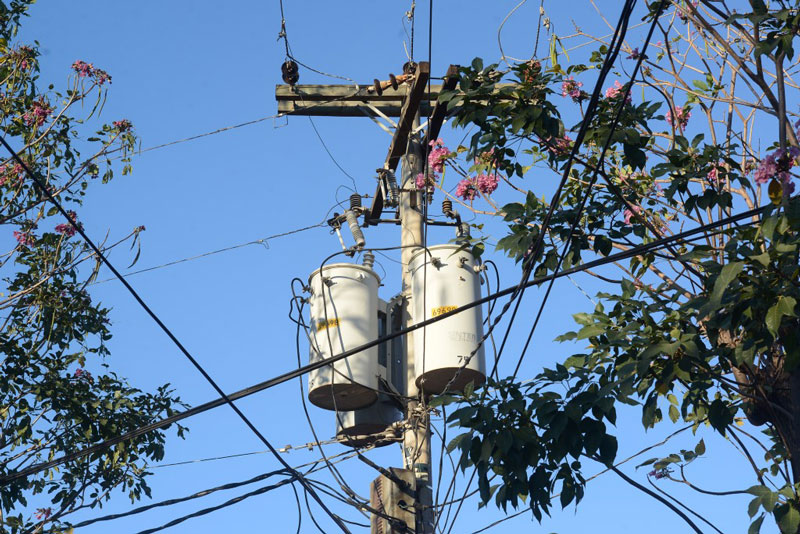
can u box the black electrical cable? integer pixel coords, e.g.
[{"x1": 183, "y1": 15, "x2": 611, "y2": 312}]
[
  {"x1": 430, "y1": 0, "x2": 641, "y2": 402},
  {"x1": 133, "y1": 475, "x2": 298, "y2": 534},
  {"x1": 0, "y1": 137, "x2": 351, "y2": 534},
  {"x1": 509, "y1": 0, "x2": 666, "y2": 380},
  {"x1": 0, "y1": 203, "x2": 770, "y2": 486},
  {"x1": 487, "y1": 0, "x2": 639, "y2": 379}
]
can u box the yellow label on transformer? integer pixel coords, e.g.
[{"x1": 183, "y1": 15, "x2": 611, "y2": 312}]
[
  {"x1": 316, "y1": 318, "x2": 340, "y2": 331},
  {"x1": 431, "y1": 306, "x2": 457, "y2": 317}
]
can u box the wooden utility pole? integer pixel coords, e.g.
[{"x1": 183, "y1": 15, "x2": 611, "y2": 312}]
[{"x1": 276, "y1": 61, "x2": 458, "y2": 534}]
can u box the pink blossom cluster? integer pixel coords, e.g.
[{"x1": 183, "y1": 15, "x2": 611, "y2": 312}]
[
  {"x1": 476, "y1": 173, "x2": 499, "y2": 194},
  {"x1": 455, "y1": 178, "x2": 478, "y2": 201},
  {"x1": 665, "y1": 106, "x2": 691, "y2": 131},
  {"x1": 648, "y1": 468, "x2": 670, "y2": 480},
  {"x1": 113, "y1": 119, "x2": 133, "y2": 132},
  {"x1": 415, "y1": 171, "x2": 437, "y2": 191},
  {"x1": 0, "y1": 163, "x2": 23, "y2": 186},
  {"x1": 23, "y1": 98, "x2": 52, "y2": 127},
  {"x1": 561, "y1": 76, "x2": 583, "y2": 101},
  {"x1": 428, "y1": 138, "x2": 450, "y2": 173},
  {"x1": 34, "y1": 508, "x2": 52, "y2": 521},
  {"x1": 545, "y1": 135, "x2": 573, "y2": 157},
  {"x1": 753, "y1": 147, "x2": 800, "y2": 194},
  {"x1": 74, "y1": 368, "x2": 94, "y2": 382},
  {"x1": 623, "y1": 204, "x2": 642, "y2": 225},
  {"x1": 605, "y1": 81, "x2": 631, "y2": 104},
  {"x1": 706, "y1": 165, "x2": 723, "y2": 186},
  {"x1": 455, "y1": 173, "x2": 499, "y2": 201},
  {"x1": 16, "y1": 46, "x2": 35, "y2": 71},
  {"x1": 71, "y1": 60, "x2": 111, "y2": 85},
  {"x1": 55, "y1": 211, "x2": 82, "y2": 237},
  {"x1": 13, "y1": 230, "x2": 35, "y2": 246}
]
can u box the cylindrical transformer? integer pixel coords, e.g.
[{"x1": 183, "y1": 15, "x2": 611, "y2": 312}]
[
  {"x1": 307, "y1": 263, "x2": 380, "y2": 411},
  {"x1": 409, "y1": 244, "x2": 486, "y2": 394},
  {"x1": 335, "y1": 394, "x2": 402, "y2": 448}
]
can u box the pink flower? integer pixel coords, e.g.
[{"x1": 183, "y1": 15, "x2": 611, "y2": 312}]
[
  {"x1": 74, "y1": 368, "x2": 94, "y2": 382},
  {"x1": 415, "y1": 171, "x2": 437, "y2": 191},
  {"x1": 16, "y1": 46, "x2": 35, "y2": 71},
  {"x1": 561, "y1": 76, "x2": 583, "y2": 101},
  {"x1": 627, "y1": 48, "x2": 641, "y2": 60},
  {"x1": 0, "y1": 163, "x2": 23, "y2": 186},
  {"x1": 72, "y1": 60, "x2": 112, "y2": 85},
  {"x1": 665, "y1": 106, "x2": 691, "y2": 131},
  {"x1": 428, "y1": 138, "x2": 450, "y2": 173},
  {"x1": 754, "y1": 147, "x2": 800, "y2": 186},
  {"x1": 112, "y1": 119, "x2": 132, "y2": 132},
  {"x1": 55, "y1": 211, "x2": 82, "y2": 237},
  {"x1": 13, "y1": 230, "x2": 35, "y2": 246},
  {"x1": 545, "y1": 135, "x2": 573, "y2": 157},
  {"x1": 34, "y1": 508, "x2": 52, "y2": 521},
  {"x1": 605, "y1": 81, "x2": 631, "y2": 104},
  {"x1": 706, "y1": 166, "x2": 720, "y2": 185},
  {"x1": 455, "y1": 178, "x2": 478, "y2": 201},
  {"x1": 72, "y1": 60, "x2": 94, "y2": 77},
  {"x1": 23, "y1": 98, "x2": 52, "y2": 127},
  {"x1": 623, "y1": 205, "x2": 642, "y2": 225},
  {"x1": 476, "y1": 173, "x2": 499, "y2": 194}
]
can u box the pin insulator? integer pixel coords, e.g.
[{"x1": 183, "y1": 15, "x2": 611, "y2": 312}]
[
  {"x1": 350, "y1": 193, "x2": 362, "y2": 210},
  {"x1": 281, "y1": 60, "x2": 299, "y2": 85},
  {"x1": 442, "y1": 199, "x2": 453, "y2": 214}
]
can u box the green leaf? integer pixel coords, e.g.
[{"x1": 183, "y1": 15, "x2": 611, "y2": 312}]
[
  {"x1": 598, "y1": 434, "x2": 617, "y2": 466},
  {"x1": 694, "y1": 439, "x2": 705, "y2": 456},
  {"x1": 775, "y1": 503, "x2": 800, "y2": 534},
  {"x1": 576, "y1": 324, "x2": 605, "y2": 340},
  {"x1": 766, "y1": 296, "x2": 796, "y2": 338},
  {"x1": 748, "y1": 515, "x2": 765, "y2": 534}
]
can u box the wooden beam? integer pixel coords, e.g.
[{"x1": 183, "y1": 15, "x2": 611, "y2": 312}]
[
  {"x1": 422, "y1": 64, "x2": 460, "y2": 148},
  {"x1": 384, "y1": 62, "x2": 430, "y2": 172},
  {"x1": 366, "y1": 62, "x2": 431, "y2": 225}
]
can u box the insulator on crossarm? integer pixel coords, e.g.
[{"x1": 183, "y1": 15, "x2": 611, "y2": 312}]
[
  {"x1": 281, "y1": 60, "x2": 299, "y2": 85},
  {"x1": 345, "y1": 210, "x2": 365, "y2": 249},
  {"x1": 384, "y1": 171, "x2": 399, "y2": 208},
  {"x1": 442, "y1": 199, "x2": 453, "y2": 215},
  {"x1": 350, "y1": 194, "x2": 362, "y2": 210}
]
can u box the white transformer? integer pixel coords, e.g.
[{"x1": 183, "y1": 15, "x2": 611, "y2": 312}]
[
  {"x1": 409, "y1": 244, "x2": 486, "y2": 394},
  {"x1": 307, "y1": 263, "x2": 380, "y2": 411},
  {"x1": 335, "y1": 297, "x2": 403, "y2": 448}
]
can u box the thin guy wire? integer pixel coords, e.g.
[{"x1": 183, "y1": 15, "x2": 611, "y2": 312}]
[{"x1": 0, "y1": 136, "x2": 351, "y2": 534}]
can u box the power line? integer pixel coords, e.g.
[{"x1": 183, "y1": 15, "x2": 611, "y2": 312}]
[
  {"x1": 92, "y1": 223, "x2": 324, "y2": 284},
  {"x1": 0, "y1": 139, "x2": 351, "y2": 534},
  {"x1": 69, "y1": 449, "x2": 360, "y2": 530},
  {"x1": 0, "y1": 201, "x2": 769, "y2": 486}
]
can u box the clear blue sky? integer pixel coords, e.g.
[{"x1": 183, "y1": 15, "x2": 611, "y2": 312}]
[{"x1": 17, "y1": 1, "x2": 755, "y2": 532}]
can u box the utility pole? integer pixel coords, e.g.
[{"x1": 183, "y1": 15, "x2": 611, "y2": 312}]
[{"x1": 276, "y1": 61, "x2": 461, "y2": 534}]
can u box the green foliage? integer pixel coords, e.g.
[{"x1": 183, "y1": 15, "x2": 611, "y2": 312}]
[
  {"x1": 432, "y1": 1, "x2": 800, "y2": 529},
  {"x1": 0, "y1": 3, "x2": 186, "y2": 532}
]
